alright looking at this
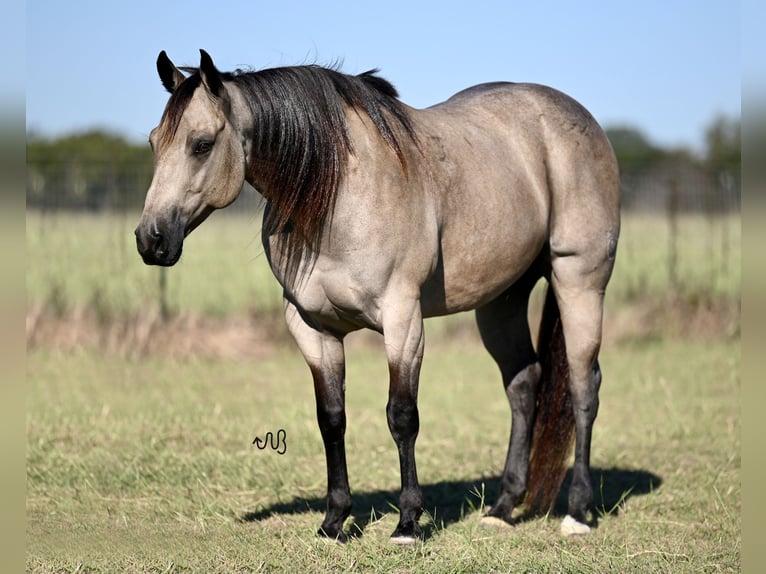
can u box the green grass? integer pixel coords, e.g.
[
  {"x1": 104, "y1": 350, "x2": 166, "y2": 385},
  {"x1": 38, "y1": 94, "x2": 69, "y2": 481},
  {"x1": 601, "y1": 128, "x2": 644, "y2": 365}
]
[
  {"x1": 614, "y1": 213, "x2": 741, "y2": 300},
  {"x1": 26, "y1": 210, "x2": 741, "y2": 319},
  {"x1": 26, "y1": 210, "x2": 282, "y2": 317},
  {"x1": 26, "y1": 209, "x2": 741, "y2": 569},
  {"x1": 27, "y1": 338, "x2": 740, "y2": 572}
]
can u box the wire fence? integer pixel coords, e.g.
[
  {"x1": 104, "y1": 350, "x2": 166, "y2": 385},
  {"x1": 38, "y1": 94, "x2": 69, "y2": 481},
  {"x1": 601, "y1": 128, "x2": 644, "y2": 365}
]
[{"x1": 26, "y1": 154, "x2": 741, "y2": 213}]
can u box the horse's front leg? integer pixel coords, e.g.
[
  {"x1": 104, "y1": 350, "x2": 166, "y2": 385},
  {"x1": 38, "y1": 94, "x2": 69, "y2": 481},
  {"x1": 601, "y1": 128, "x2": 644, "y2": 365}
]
[
  {"x1": 383, "y1": 296, "x2": 426, "y2": 544},
  {"x1": 284, "y1": 301, "x2": 351, "y2": 542}
]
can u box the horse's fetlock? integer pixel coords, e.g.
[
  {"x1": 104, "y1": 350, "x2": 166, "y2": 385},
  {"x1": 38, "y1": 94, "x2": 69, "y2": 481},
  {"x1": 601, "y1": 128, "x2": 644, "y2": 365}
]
[
  {"x1": 400, "y1": 487, "x2": 424, "y2": 513},
  {"x1": 328, "y1": 490, "x2": 352, "y2": 516}
]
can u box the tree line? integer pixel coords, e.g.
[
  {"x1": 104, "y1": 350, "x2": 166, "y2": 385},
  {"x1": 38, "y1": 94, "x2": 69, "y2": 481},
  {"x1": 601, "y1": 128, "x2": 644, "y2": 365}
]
[
  {"x1": 27, "y1": 130, "x2": 153, "y2": 211},
  {"x1": 26, "y1": 115, "x2": 740, "y2": 212}
]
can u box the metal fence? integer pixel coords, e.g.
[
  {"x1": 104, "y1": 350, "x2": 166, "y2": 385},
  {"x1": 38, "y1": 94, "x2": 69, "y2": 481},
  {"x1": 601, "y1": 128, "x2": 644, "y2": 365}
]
[{"x1": 619, "y1": 161, "x2": 740, "y2": 213}]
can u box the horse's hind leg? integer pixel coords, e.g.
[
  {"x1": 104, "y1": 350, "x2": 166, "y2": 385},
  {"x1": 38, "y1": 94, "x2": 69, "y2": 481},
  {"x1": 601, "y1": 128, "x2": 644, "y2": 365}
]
[
  {"x1": 475, "y1": 276, "x2": 540, "y2": 525},
  {"x1": 550, "y1": 253, "x2": 612, "y2": 535}
]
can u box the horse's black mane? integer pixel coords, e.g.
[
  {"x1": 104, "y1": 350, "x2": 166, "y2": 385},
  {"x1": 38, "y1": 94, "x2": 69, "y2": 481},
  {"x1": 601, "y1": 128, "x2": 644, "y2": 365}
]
[{"x1": 158, "y1": 64, "x2": 417, "y2": 249}]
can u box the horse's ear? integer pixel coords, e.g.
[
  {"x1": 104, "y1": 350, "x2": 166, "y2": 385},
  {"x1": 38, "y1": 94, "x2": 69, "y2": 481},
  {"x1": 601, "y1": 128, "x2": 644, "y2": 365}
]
[
  {"x1": 157, "y1": 51, "x2": 185, "y2": 93},
  {"x1": 199, "y1": 49, "x2": 224, "y2": 98}
]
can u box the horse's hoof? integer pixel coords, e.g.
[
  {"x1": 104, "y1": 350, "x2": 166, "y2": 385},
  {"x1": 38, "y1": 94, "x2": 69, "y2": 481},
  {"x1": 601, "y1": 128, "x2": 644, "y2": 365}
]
[
  {"x1": 389, "y1": 534, "x2": 418, "y2": 545},
  {"x1": 560, "y1": 515, "x2": 591, "y2": 537},
  {"x1": 479, "y1": 515, "x2": 513, "y2": 529},
  {"x1": 389, "y1": 522, "x2": 421, "y2": 545}
]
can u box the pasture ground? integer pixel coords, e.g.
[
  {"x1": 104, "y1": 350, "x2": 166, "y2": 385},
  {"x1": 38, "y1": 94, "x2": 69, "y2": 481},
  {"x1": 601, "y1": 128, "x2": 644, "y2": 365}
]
[
  {"x1": 27, "y1": 338, "x2": 740, "y2": 573},
  {"x1": 26, "y1": 211, "x2": 741, "y2": 572}
]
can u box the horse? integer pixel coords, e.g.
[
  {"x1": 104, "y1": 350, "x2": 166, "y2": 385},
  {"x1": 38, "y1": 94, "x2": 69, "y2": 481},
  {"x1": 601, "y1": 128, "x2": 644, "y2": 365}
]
[{"x1": 135, "y1": 49, "x2": 620, "y2": 544}]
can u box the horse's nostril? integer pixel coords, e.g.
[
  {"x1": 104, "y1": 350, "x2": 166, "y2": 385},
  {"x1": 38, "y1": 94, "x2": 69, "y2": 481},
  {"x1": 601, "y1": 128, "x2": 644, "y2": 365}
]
[
  {"x1": 136, "y1": 218, "x2": 182, "y2": 266},
  {"x1": 136, "y1": 223, "x2": 165, "y2": 256}
]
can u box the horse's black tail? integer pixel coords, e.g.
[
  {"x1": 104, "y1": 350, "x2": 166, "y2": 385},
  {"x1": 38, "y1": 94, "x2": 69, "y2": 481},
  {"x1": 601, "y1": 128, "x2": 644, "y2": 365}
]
[{"x1": 525, "y1": 286, "x2": 575, "y2": 515}]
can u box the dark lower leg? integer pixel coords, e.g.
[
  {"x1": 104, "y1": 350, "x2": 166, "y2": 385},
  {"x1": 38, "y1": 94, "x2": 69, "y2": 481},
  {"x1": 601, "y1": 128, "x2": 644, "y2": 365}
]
[
  {"x1": 567, "y1": 362, "x2": 601, "y2": 524},
  {"x1": 568, "y1": 457, "x2": 594, "y2": 524},
  {"x1": 387, "y1": 392, "x2": 424, "y2": 539},
  {"x1": 312, "y1": 366, "x2": 352, "y2": 541},
  {"x1": 317, "y1": 407, "x2": 352, "y2": 540},
  {"x1": 474, "y1": 287, "x2": 539, "y2": 524},
  {"x1": 487, "y1": 362, "x2": 540, "y2": 522}
]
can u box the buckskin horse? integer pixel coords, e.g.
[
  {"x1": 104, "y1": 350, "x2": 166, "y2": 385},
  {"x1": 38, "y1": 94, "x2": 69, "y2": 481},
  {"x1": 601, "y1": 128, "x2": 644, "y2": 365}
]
[{"x1": 135, "y1": 50, "x2": 620, "y2": 544}]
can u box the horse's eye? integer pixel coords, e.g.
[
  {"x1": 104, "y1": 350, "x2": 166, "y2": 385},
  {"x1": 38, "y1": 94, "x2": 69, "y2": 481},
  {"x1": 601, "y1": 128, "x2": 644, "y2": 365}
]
[{"x1": 193, "y1": 140, "x2": 213, "y2": 155}]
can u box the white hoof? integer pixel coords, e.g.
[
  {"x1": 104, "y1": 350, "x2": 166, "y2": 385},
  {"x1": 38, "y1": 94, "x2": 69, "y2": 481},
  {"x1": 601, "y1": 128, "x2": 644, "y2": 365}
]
[
  {"x1": 560, "y1": 515, "x2": 591, "y2": 537},
  {"x1": 479, "y1": 515, "x2": 513, "y2": 529},
  {"x1": 389, "y1": 535, "x2": 417, "y2": 546}
]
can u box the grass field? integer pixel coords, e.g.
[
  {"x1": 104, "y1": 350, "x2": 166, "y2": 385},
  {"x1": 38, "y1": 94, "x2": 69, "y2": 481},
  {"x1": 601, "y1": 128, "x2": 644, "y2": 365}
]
[
  {"x1": 27, "y1": 338, "x2": 740, "y2": 572},
  {"x1": 26, "y1": 210, "x2": 741, "y2": 571}
]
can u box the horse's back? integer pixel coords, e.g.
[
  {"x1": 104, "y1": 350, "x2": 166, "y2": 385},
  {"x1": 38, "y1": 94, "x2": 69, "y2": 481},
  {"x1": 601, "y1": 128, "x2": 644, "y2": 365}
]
[
  {"x1": 440, "y1": 81, "x2": 619, "y2": 204},
  {"x1": 429, "y1": 81, "x2": 617, "y2": 176}
]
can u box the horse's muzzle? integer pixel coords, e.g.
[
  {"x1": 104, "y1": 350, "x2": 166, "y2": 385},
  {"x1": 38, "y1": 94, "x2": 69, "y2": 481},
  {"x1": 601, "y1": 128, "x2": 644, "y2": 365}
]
[{"x1": 135, "y1": 219, "x2": 184, "y2": 266}]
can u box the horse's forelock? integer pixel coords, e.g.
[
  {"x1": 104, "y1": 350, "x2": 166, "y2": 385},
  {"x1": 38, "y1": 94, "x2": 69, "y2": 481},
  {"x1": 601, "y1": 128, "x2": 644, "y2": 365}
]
[{"x1": 156, "y1": 73, "x2": 203, "y2": 150}]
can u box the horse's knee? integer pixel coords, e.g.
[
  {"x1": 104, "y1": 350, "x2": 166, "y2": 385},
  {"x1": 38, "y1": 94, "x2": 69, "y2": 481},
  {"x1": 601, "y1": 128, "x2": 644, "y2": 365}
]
[
  {"x1": 386, "y1": 396, "x2": 419, "y2": 441},
  {"x1": 327, "y1": 488, "x2": 352, "y2": 516}
]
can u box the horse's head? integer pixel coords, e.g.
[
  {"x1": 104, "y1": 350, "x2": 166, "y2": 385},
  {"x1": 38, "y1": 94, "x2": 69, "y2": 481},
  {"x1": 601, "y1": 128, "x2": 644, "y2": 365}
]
[{"x1": 135, "y1": 50, "x2": 246, "y2": 266}]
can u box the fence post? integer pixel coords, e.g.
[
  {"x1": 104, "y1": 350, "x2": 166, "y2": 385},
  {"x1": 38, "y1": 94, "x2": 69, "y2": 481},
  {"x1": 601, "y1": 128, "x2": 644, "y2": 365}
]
[
  {"x1": 667, "y1": 172, "x2": 680, "y2": 290},
  {"x1": 159, "y1": 267, "x2": 170, "y2": 321}
]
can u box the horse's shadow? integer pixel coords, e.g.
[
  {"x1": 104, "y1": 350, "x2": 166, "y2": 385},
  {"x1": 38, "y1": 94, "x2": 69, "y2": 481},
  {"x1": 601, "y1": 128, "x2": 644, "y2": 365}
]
[{"x1": 239, "y1": 467, "x2": 661, "y2": 539}]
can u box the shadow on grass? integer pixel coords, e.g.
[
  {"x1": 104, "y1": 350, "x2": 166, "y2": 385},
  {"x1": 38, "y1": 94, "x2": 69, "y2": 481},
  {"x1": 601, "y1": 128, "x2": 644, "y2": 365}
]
[{"x1": 239, "y1": 467, "x2": 661, "y2": 539}]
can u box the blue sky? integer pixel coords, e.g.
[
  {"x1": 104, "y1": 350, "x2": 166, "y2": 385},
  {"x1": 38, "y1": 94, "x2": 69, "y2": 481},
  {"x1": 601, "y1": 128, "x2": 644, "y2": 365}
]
[{"x1": 27, "y1": 1, "x2": 741, "y2": 151}]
